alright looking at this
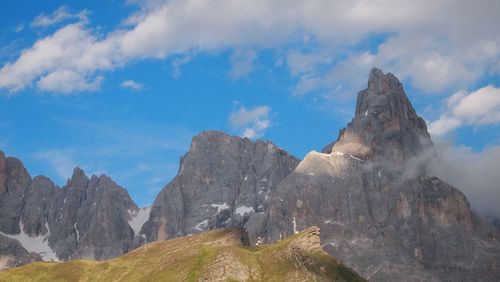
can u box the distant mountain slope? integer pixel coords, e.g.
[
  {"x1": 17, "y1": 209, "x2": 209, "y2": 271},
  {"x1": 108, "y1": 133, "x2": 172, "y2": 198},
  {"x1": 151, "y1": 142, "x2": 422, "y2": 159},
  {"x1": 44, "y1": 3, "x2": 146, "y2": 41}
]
[
  {"x1": 0, "y1": 151, "x2": 146, "y2": 269},
  {"x1": 0, "y1": 227, "x2": 364, "y2": 282}
]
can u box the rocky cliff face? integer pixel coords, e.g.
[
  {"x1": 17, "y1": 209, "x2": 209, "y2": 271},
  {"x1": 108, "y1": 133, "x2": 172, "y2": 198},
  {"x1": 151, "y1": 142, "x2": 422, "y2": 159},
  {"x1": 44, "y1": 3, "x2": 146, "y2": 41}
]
[
  {"x1": 0, "y1": 154, "x2": 147, "y2": 269},
  {"x1": 141, "y1": 131, "x2": 300, "y2": 243},
  {"x1": 263, "y1": 68, "x2": 500, "y2": 281}
]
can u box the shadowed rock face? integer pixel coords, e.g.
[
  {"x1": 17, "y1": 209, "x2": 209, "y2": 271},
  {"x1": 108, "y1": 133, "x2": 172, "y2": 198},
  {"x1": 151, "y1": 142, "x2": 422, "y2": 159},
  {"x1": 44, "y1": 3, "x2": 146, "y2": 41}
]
[
  {"x1": 264, "y1": 68, "x2": 500, "y2": 282},
  {"x1": 0, "y1": 156, "x2": 142, "y2": 268},
  {"x1": 141, "y1": 131, "x2": 300, "y2": 243}
]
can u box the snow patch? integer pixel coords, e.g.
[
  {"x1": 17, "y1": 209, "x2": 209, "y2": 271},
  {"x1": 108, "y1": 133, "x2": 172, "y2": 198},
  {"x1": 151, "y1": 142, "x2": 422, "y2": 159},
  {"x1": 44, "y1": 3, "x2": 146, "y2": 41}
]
[
  {"x1": 194, "y1": 219, "x2": 208, "y2": 231},
  {"x1": 128, "y1": 207, "x2": 151, "y2": 236},
  {"x1": 292, "y1": 215, "x2": 298, "y2": 234},
  {"x1": 235, "y1": 205, "x2": 254, "y2": 216},
  {"x1": 210, "y1": 203, "x2": 230, "y2": 213},
  {"x1": 0, "y1": 222, "x2": 58, "y2": 261}
]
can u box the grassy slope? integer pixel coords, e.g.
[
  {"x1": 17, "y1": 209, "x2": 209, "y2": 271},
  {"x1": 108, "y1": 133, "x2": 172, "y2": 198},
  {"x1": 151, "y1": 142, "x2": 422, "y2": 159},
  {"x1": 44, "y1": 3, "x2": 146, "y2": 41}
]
[{"x1": 0, "y1": 227, "x2": 364, "y2": 282}]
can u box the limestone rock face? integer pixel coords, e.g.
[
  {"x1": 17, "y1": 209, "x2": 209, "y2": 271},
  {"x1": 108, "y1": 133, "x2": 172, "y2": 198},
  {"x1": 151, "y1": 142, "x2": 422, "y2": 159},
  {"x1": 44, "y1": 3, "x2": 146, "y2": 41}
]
[
  {"x1": 264, "y1": 68, "x2": 500, "y2": 281},
  {"x1": 141, "y1": 131, "x2": 299, "y2": 243},
  {"x1": 0, "y1": 155, "x2": 144, "y2": 267}
]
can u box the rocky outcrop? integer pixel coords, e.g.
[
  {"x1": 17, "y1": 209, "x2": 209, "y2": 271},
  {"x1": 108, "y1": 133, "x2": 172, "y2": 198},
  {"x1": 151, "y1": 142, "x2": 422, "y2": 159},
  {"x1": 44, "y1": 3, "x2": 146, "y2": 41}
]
[
  {"x1": 263, "y1": 68, "x2": 500, "y2": 281},
  {"x1": 0, "y1": 153, "x2": 146, "y2": 267},
  {"x1": 141, "y1": 131, "x2": 300, "y2": 243}
]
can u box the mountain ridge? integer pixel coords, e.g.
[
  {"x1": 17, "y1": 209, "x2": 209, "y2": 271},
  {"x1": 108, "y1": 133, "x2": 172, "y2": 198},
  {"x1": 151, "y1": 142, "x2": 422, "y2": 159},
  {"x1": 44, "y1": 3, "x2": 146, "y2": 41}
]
[{"x1": 1, "y1": 68, "x2": 500, "y2": 281}]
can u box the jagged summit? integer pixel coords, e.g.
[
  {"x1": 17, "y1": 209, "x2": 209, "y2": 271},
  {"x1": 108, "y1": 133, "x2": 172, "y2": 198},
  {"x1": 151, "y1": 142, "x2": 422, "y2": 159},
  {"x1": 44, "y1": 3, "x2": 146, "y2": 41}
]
[
  {"x1": 67, "y1": 166, "x2": 88, "y2": 185},
  {"x1": 142, "y1": 130, "x2": 300, "y2": 242},
  {"x1": 323, "y1": 67, "x2": 432, "y2": 166}
]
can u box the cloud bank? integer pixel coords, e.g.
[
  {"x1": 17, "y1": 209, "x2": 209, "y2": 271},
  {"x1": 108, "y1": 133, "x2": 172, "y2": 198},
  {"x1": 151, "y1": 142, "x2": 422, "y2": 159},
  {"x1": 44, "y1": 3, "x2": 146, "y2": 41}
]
[
  {"x1": 0, "y1": 0, "x2": 499, "y2": 96},
  {"x1": 430, "y1": 142, "x2": 500, "y2": 219}
]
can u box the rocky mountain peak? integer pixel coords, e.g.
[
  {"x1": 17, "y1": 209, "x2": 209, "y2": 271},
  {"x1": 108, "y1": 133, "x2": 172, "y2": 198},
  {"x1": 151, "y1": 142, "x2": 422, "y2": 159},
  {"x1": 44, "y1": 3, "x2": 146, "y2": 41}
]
[
  {"x1": 323, "y1": 68, "x2": 432, "y2": 166},
  {"x1": 67, "y1": 167, "x2": 89, "y2": 187},
  {"x1": 142, "y1": 130, "x2": 299, "y2": 242},
  {"x1": 364, "y1": 67, "x2": 403, "y2": 97},
  {"x1": 188, "y1": 130, "x2": 247, "y2": 153}
]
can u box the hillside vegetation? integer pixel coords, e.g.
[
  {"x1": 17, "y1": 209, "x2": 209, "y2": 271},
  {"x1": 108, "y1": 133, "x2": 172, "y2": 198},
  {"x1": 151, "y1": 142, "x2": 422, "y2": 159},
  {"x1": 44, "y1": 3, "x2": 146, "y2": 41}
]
[{"x1": 0, "y1": 226, "x2": 364, "y2": 282}]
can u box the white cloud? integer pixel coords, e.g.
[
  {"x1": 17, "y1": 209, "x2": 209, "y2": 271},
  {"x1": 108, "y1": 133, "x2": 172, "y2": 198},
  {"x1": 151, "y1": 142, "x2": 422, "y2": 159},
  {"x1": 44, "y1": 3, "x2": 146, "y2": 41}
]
[
  {"x1": 1, "y1": 0, "x2": 499, "y2": 95},
  {"x1": 230, "y1": 105, "x2": 272, "y2": 139},
  {"x1": 31, "y1": 6, "x2": 88, "y2": 28},
  {"x1": 0, "y1": 23, "x2": 118, "y2": 92},
  {"x1": 428, "y1": 85, "x2": 500, "y2": 136},
  {"x1": 121, "y1": 80, "x2": 143, "y2": 91},
  {"x1": 37, "y1": 70, "x2": 103, "y2": 94}
]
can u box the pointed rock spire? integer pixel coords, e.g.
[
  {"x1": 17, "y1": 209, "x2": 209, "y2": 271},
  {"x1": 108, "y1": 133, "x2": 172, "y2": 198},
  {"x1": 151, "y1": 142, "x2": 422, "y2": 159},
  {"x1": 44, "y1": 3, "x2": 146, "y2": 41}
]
[
  {"x1": 67, "y1": 167, "x2": 89, "y2": 188},
  {"x1": 323, "y1": 68, "x2": 432, "y2": 166}
]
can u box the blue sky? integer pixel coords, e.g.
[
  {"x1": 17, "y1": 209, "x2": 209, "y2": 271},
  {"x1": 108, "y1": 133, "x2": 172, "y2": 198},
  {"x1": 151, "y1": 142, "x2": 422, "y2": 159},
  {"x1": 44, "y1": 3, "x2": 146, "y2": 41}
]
[{"x1": 1, "y1": 0, "x2": 499, "y2": 209}]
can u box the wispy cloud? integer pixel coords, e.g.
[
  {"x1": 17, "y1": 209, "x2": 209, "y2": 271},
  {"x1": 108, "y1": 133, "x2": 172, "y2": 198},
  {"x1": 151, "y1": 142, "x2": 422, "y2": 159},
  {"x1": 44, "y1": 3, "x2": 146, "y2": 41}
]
[
  {"x1": 14, "y1": 24, "x2": 24, "y2": 33},
  {"x1": 120, "y1": 80, "x2": 143, "y2": 91},
  {"x1": 230, "y1": 105, "x2": 272, "y2": 139},
  {"x1": 33, "y1": 148, "x2": 77, "y2": 181},
  {"x1": 31, "y1": 6, "x2": 88, "y2": 28},
  {"x1": 171, "y1": 55, "x2": 192, "y2": 79},
  {"x1": 229, "y1": 49, "x2": 257, "y2": 79}
]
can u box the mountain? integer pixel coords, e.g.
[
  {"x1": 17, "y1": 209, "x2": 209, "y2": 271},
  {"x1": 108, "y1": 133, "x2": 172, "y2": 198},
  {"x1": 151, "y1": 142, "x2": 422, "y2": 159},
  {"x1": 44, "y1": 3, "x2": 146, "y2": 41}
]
[
  {"x1": 141, "y1": 131, "x2": 300, "y2": 244},
  {"x1": 262, "y1": 68, "x2": 500, "y2": 281},
  {"x1": 0, "y1": 226, "x2": 365, "y2": 282},
  {"x1": 0, "y1": 152, "x2": 148, "y2": 269},
  {"x1": 2, "y1": 67, "x2": 500, "y2": 281}
]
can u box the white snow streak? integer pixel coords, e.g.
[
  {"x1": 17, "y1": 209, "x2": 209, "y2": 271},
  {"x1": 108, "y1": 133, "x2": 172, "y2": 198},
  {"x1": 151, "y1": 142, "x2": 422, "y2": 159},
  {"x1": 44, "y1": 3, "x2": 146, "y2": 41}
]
[
  {"x1": 74, "y1": 222, "x2": 80, "y2": 243},
  {"x1": 194, "y1": 219, "x2": 208, "y2": 231},
  {"x1": 292, "y1": 215, "x2": 298, "y2": 234}
]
